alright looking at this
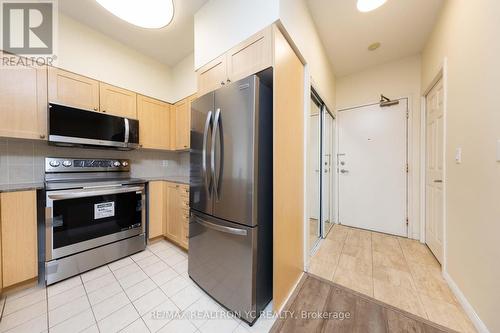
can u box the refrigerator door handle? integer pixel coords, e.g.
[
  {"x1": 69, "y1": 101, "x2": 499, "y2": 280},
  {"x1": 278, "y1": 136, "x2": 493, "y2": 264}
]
[
  {"x1": 211, "y1": 108, "x2": 221, "y2": 200},
  {"x1": 202, "y1": 110, "x2": 213, "y2": 195},
  {"x1": 193, "y1": 215, "x2": 247, "y2": 236}
]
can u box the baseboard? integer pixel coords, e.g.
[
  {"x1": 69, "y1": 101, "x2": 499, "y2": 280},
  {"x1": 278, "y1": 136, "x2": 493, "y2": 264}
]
[
  {"x1": 442, "y1": 271, "x2": 490, "y2": 333},
  {"x1": 276, "y1": 272, "x2": 306, "y2": 314}
]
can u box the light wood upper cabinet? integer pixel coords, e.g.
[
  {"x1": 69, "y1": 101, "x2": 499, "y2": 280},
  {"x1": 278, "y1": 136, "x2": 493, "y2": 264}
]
[
  {"x1": 165, "y1": 183, "x2": 182, "y2": 244},
  {"x1": 48, "y1": 67, "x2": 99, "y2": 111},
  {"x1": 0, "y1": 52, "x2": 47, "y2": 140},
  {"x1": 99, "y1": 82, "x2": 137, "y2": 119},
  {"x1": 137, "y1": 95, "x2": 172, "y2": 150},
  {"x1": 197, "y1": 54, "x2": 227, "y2": 97},
  {"x1": 174, "y1": 97, "x2": 191, "y2": 150},
  {"x1": 0, "y1": 190, "x2": 38, "y2": 288},
  {"x1": 226, "y1": 26, "x2": 273, "y2": 83},
  {"x1": 148, "y1": 181, "x2": 166, "y2": 239},
  {"x1": 197, "y1": 26, "x2": 273, "y2": 96}
]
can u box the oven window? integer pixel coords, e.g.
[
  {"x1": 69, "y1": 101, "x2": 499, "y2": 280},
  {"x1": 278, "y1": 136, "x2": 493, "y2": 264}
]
[{"x1": 52, "y1": 192, "x2": 142, "y2": 249}]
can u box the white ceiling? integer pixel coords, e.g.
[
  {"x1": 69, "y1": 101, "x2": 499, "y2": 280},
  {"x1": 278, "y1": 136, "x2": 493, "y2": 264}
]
[
  {"x1": 307, "y1": 0, "x2": 444, "y2": 76},
  {"x1": 59, "y1": 0, "x2": 208, "y2": 67}
]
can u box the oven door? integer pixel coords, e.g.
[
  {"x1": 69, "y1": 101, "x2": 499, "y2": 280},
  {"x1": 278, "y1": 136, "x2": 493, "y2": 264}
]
[{"x1": 46, "y1": 184, "x2": 145, "y2": 260}]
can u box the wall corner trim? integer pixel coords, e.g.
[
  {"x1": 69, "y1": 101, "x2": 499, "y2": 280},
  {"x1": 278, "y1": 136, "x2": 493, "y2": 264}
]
[{"x1": 442, "y1": 271, "x2": 491, "y2": 333}]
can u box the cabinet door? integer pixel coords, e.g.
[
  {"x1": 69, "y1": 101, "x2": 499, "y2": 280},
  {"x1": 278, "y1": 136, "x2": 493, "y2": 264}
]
[
  {"x1": 179, "y1": 185, "x2": 189, "y2": 249},
  {"x1": 148, "y1": 181, "x2": 166, "y2": 239},
  {"x1": 1, "y1": 190, "x2": 37, "y2": 288},
  {"x1": 226, "y1": 26, "x2": 273, "y2": 83},
  {"x1": 174, "y1": 98, "x2": 190, "y2": 150},
  {"x1": 0, "y1": 52, "x2": 47, "y2": 140},
  {"x1": 165, "y1": 183, "x2": 182, "y2": 244},
  {"x1": 48, "y1": 67, "x2": 99, "y2": 111},
  {"x1": 99, "y1": 82, "x2": 137, "y2": 119},
  {"x1": 197, "y1": 54, "x2": 227, "y2": 96},
  {"x1": 137, "y1": 95, "x2": 171, "y2": 150}
]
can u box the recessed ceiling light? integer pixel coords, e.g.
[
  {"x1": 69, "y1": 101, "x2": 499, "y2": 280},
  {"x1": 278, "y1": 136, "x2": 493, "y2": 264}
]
[
  {"x1": 368, "y1": 42, "x2": 381, "y2": 51},
  {"x1": 357, "y1": 0, "x2": 387, "y2": 12},
  {"x1": 95, "y1": 0, "x2": 174, "y2": 29}
]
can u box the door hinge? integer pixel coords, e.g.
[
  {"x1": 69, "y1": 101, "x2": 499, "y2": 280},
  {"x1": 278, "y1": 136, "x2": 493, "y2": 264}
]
[
  {"x1": 406, "y1": 110, "x2": 409, "y2": 119},
  {"x1": 406, "y1": 218, "x2": 409, "y2": 226},
  {"x1": 406, "y1": 164, "x2": 409, "y2": 173}
]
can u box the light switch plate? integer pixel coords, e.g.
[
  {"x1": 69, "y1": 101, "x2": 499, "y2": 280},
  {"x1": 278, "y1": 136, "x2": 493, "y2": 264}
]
[
  {"x1": 497, "y1": 140, "x2": 500, "y2": 162},
  {"x1": 455, "y1": 147, "x2": 462, "y2": 164}
]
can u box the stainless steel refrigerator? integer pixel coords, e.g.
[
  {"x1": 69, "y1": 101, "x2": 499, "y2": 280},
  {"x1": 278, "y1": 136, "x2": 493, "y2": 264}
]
[{"x1": 188, "y1": 71, "x2": 273, "y2": 325}]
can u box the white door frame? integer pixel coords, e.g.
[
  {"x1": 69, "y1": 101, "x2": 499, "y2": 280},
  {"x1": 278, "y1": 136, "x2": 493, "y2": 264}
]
[
  {"x1": 420, "y1": 58, "x2": 448, "y2": 272},
  {"x1": 336, "y1": 97, "x2": 411, "y2": 237}
]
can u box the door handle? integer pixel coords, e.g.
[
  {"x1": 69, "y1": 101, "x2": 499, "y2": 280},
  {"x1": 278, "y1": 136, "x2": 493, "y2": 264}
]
[
  {"x1": 340, "y1": 169, "x2": 349, "y2": 174},
  {"x1": 202, "y1": 110, "x2": 213, "y2": 195},
  {"x1": 193, "y1": 215, "x2": 247, "y2": 236},
  {"x1": 211, "y1": 108, "x2": 221, "y2": 200}
]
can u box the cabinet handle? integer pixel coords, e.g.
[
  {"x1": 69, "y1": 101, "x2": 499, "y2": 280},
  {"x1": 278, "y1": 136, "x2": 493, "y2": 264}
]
[
  {"x1": 93, "y1": 107, "x2": 98, "y2": 111},
  {"x1": 220, "y1": 81, "x2": 225, "y2": 86},
  {"x1": 102, "y1": 109, "x2": 106, "y2": 113},
  {"x1": 226, "y1": 79, "x2": 231, "y2": 84},
  {"x1": 39, "y1": 134, "x2": 46, "y2": 139}
]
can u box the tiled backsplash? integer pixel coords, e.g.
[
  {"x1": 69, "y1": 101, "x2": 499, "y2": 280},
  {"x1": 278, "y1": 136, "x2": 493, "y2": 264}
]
[{"x1": 0, "y1": 138, "x2": 189, "y2": 185}]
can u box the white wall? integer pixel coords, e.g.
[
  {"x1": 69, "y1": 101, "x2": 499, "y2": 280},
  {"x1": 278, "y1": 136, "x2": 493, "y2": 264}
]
[
  {"x1": 279, "y1": 0, "x2": 336, "y2": 111},
  {"x1": 171, "y1": 53, "x2": 197, "y2": 102},
  {"x1": 336, "y1": 55, "x2": 422, "y2": 240},
  {"x1": 194, "y1": 0, "x2": 279, "y2": 69},
  {"x1": 57, "y1": 14, "x2": 174, "y2": 102},
  {"x1": 422, "y1": 1, "x2": 500, "y2": 331}
]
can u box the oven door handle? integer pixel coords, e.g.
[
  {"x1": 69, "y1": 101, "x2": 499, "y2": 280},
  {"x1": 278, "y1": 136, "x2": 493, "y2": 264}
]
[{"x1": 47, "y1": 186, "x2": 144, "y2": 200}]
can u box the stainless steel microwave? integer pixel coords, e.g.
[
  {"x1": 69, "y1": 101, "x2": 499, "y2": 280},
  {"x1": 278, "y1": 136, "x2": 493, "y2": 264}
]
[{"x1": 48, "y1": 103, "x2": 140, "y2": 150}]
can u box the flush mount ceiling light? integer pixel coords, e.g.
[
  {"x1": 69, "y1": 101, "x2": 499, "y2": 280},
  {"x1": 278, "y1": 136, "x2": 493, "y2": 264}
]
[
  {"x1": 95, "y1": 0, "x2": 174, "y2": 29},
  {"x1": 357, "y1": 0, "x2": 387, "y2": 12}
]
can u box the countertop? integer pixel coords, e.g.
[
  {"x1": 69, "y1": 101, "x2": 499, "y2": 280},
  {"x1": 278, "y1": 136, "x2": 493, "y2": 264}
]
[
  {"x1": 0, "y1": 182, "x2": 45, "y2": 193},
  {"x1": 0, "y1": 177, "x2": 189, "y2": 193},
  {"x1": 140, "y1": 176, "x2": 190, "y2": 185}
]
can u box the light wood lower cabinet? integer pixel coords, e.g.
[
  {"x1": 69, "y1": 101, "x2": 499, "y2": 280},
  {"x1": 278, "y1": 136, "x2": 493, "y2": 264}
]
[
  {"x1": 148, "y1": 181, "x2": 167, "y2": 239},
  {"x1": 137, "y1": 95, "x2": 172, "y2": 150},
  {"x1": 0, "y1": 52, "x2": 47, "y2": 140},
  {"x1": 162, "y1": 182, "x2": 188, "y2": 249},
  {"x1": 0, "y1": 190, "x2": 38, "y2": 289},
  {"x1": 48, "y1": 67, "x2": 100, "y2": 111},
  {"x1": 99, "y1": 82, "x2": 137, "y2": 119},
  {"x1": 148, "y1": 181, "x2": 189, "y2": 250}
]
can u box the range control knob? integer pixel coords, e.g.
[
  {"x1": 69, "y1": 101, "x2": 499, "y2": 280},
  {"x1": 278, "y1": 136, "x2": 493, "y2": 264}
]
[
  {"x1": 121, "y1": 161, "x2": 129, "y2": 167},
  {"x1": 62, "y1": 160, "x2": 72, "y2": 167},
  {"x1": 49, "y1": 160, "x2": 60, "y2": 167},
  {"x1": 113, "y1": 161, "x2": 121, "y2": 167}
]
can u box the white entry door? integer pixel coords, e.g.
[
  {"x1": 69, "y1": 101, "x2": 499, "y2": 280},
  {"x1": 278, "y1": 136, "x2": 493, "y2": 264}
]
[
  {"x1": 338, "y1": 100, "x2": 408, "y2": 236},
  {"x1": 425, "y1": 79, "x2": 444, "y2": 263}
]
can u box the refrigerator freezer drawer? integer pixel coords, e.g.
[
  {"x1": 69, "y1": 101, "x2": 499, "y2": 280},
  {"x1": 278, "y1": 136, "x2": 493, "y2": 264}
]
[{"x1": 188, "y1": 211, "x2": 257, "y2": 323}]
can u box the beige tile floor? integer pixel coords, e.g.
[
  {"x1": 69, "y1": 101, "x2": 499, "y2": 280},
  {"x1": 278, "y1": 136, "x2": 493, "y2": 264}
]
[
  {"x1": 308, "y1": 224, "x2": 477, "y2": 333},
  {"x1": 0, "y1": 240, "x2": 275, "y2": 333}
]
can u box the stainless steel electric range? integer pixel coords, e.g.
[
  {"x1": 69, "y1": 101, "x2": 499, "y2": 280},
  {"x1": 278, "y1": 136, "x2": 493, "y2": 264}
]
[{"x1": 40, "y1": 157, "x2": 146, "y2": 285}]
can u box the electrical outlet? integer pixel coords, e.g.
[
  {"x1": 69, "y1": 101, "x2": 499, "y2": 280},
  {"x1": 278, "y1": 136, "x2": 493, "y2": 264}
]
[{"x1": 455, "y1": 147, "x2": 462, "y2": 164}]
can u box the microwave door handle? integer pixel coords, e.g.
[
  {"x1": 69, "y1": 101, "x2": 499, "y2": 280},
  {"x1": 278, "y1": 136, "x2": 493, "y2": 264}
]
[
  {"x1": 193, "y1": 215, "x2": 247, "y2": 236},
  {"x1": 47, "y1": 185, "x2": 144, "y2": 200},
  {"x1": 124, "y1": 118, "x2": 130, "y2": 144},
  {"x1": 211, "y1": 108, "x2": 221, "y2": 200},
  {"x1": 202, "y1": 110, "x2": 213, "y2": 195}
]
